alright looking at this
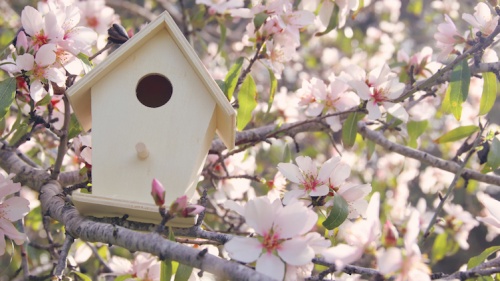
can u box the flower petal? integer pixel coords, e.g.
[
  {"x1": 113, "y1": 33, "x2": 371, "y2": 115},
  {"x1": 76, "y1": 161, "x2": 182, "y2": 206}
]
[
  {"x1": 21, "y1": 6, "x2": 43, "y2": 37},
  {"x1": 35, "y1": 44, "x2": 57, "y2": 67},
  {"x1": 308, "y1": 184, "x2": 329, "y2": 197},
  {"x1": 244, "y1": 197, "x2": 275, "y2": 234},
  {"x1": 275, "y1": 202, "x2": 317, "y2": 238},
  {"x1": 256, "y1": 253, "x2": 285, "y2": 281},
  {"x1": 277, "y1": 163, "x2": 302, "y2": 184},
  {"x1": 0, "y1": 176, "x2": 21, "y2": 200},
  {"x1": 1, "y1": 197, "x2": 30, "y2": 221},
  {"x1": 0, "y1": 217, "x2": 26, "y2": 245},
  {"x1": 278, "y1": 238, "x2": 315, "y2": 266},
  {"x1": 224, "y1": 237, "x2": 262, "y2": 263}
]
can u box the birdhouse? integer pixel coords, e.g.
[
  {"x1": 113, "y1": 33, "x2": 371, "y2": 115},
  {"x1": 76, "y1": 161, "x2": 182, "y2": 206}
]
[{"x1": 67, "y1": 11, "x2": 235, "y2": 227}]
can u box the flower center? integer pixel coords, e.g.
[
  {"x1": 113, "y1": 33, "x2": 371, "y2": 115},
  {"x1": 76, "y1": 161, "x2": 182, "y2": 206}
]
[
  {"x1": 33, "y1": 32, "x2": 49, "y2": 48},
  {"x1": 86, "y1": 16, "x2": 99, "y2": 28},
  {"x1": 302, "y1": 174, "x2": 320, "y2": 192},
  {"x1": 370, "y1": 88, "x2": 386, "y2": 104},
  {"x1": 262, "y1": 231, "x2": 281, "y2": 253}
]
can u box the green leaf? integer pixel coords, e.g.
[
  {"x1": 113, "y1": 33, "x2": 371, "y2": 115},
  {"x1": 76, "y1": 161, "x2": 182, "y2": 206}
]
[
  {"x1": 322, "y1": 195, "x2": 349, "y2": 230},
  {"x1": 9, "y1": 123, "x2": 29, "y2": 146},
  {"x1": 253, "y1": 12, "x2": 269, "y2": 30},
  {"x1": 72, "y1": 271, "x2": 92, "y2": 281},
  {"x1": 441, "y1": 85, "x2": 452, "y2": 114},
  {"x1": 265, "y1": 66, "x2": 278, "y2": 113},
  {"x1": 407, "y1": 120, "x2": 428, "y2": 148},
  {"x1": 174, "y1": 264, "x2": 194, "y2": 281},
  {"x1": 68, "y1": 114, "x2": 83, "y2": 140},
  {"x1": 77, "y1": 52, "x2": 93, "y2": 73},
  {"x1": 432, "y1": 232, "x2": 448, "y2": 262},
  {"x1": 282, "y1": 144, "x2": 292, "y2": 163},
  {"x1": 434, "y1": 125, "x2": 479, "y2": 144},
  {"x1": 479, "y1": 72, "x2": 497, "y2": 115},
  {"x1": 316, "y1": 3, "x2": 339, "y2": 36},
  {"x1": 114, "y1": 274, "x2": 134, "y2": 281},
  {"x1": 0, "y1": 77, "x2": 16, "y2": 121},
  {"x1": 467, "y1": 246, "x2": 500, "y2": 269},
  {"x1": 407, "y1": 0, "x2": 423, "y2": 15},
  {"x1": 161, "y1": 260, "x2": 174, "y2": 281},
  {"x1": 237, "y1": 74, "x2": 257, "y2": 131},
  {"x1": 217, "y1": 23, "x2": 227, "y2": 55},
  {"x1": 450, "y1": 59, "x2": 471, "y2": 120},
  {"x1": 215, "y1": 79, "x2": 226, "y2": 93},
  {"x1": 487, "y1": 137, "x2": 500, "y2": 170},
  {"x1": 342, "y1": 112, "x2": 364, "y2": 148},
  {"x1": 168, "y1": 226, "x2": 176, "y2": 241},
  {"x1": 224, "y1": 57, "x2": 244, "y2": 101}
]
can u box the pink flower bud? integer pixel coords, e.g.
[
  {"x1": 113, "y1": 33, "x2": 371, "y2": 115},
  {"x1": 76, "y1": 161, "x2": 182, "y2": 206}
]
[
  {"x1": 181, "y1": 205, "x2": 205, "y2": 217},
  {"x1": 151, "y1": 179, "x2": 166, "y2": 206},
  {"x1": 169, "y1": 195, "x2": 205, "y2": 217},
  {"x1": 16, "y1": 31, "x2": 29, "y2": 53}
]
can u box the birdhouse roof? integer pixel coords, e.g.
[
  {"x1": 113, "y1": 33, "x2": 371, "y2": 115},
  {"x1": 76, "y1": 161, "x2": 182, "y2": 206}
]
[{"x1": 67, "y1": 11, "x2": 235, "y2": 149}]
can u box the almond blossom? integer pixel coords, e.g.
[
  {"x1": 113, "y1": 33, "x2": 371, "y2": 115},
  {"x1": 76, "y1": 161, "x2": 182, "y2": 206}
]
[
  {"x1": 347, "y1": 64, "x2": 408, "y2": 122},
  {"x1": 321, "y1": 192, "x2": 381, "y2": 270},
  {"x1": 0, "y1": 174, "x2": 30, "y2": 256},
  {"x1": 278, "y1": 156, "x2": 336, "y2": 200},
  {"x1": 196, "y1": 0, "x2": 244, "y2": 15},
  {"x1": 108, "y1": 252, "x2": 160, "y2": 281},
  {"x1": 224, "y1": 196, "x2": 324, "y2": 280},
  {"x1": 462, "y1": 2, "x2": 499, "y2": 37},
  {"x1": 434, "y1": 15, "x2": 464, "y2": 60},
  {"x1": 21, "y1": 6, "x2": 63, "y2": 49},
  {"x1": 377, "y1": 210, "x2": 431, "y2": 281},
  {"x1": 476, "y1": 192, "x2": 500, "y2": 241}
]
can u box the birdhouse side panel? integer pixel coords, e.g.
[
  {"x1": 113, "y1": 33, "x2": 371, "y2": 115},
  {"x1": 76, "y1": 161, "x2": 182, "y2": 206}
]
[{"x1": 89, "y1": 29, "x2": 218, "y2": 205}]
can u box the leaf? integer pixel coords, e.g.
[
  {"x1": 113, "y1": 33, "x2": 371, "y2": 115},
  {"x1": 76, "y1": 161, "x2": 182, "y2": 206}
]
[
  {"x1": 342, "y1": 112, "x2": 364, "y2": 148},
  {"x1": 441, "y1": 85, "x2": 452, "y2": 114},
  {"x1": 433, "y1": 125, "x2": 479, "y2": 144},
  {"x1": 432, "y1": 232, "x2": 448, "y2": 262},
  {"x1": 479, "y1": 72, "x2": 497, "y2": 116},
  {"x1": 407, "y1": 120, "x2": 428, "y2": 148},
  {"x1": 253, "y1": 12, "x2": 269, "y2": 30},
  {"x1": 487, "y1": 137, "x2": 500, "y2": 170},
  {"x1": 114, "y1": 275, "x2": 134, "y2": 281},
  {"x1": 467, "y1": 246, "x2": 500, "y2": 269},
  {"x1": 322, "y1": 195, "x2": 348, "y2": 230},
  {"x1": 224, "y1": 57, "x2": 244, "y2": 101},
  {"x1": 174, "y1": 264, "x2": 194, "y2": 281},
  {"x1": 68, "y1": 114, "x2": 83, "y2": 140},
  {"x1": 450, "y1": 59, "x2": 471, "y2": 121},
  {"x1": 9, "y1": 123, "x2": 29, "y2": 146},
  {"x1": 71, "y1": 271, "x2": 92, "y2": 281},
  {"x1": 0, "y1": 77, "x2": 16, "y2": 121},
  {"x1": 217, "y1": 23, "x2": 227, "y2": 55},
  {"x1": 237, "y1": 74, "x2": 257, "y2": 131},
  {"x1": 265, "y1": 66, "x2": 278, "y2": 113},
  {"x1": 161, "y1": 260, "x2": 174, "y2": 281},
  {"x1": 316, "y1": 3, "x2": 339, "y2": 36},
  {"x1": 77, "y1": 53, "x2": 93, "y2": 73}
]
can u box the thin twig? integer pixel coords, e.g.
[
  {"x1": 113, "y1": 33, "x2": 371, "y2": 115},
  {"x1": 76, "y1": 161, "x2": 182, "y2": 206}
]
[
  {"x1": 51, "y1": 94, "x2": 71, "y2": 180},
  {"x1": 53, "y1": 233, "x2": 75, "y2": 279}
]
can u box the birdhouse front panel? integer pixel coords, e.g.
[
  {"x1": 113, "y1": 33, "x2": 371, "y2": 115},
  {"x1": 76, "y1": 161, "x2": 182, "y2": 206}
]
[{"x1": 89, "y1": 28, "x2": 217, "y2": 205}]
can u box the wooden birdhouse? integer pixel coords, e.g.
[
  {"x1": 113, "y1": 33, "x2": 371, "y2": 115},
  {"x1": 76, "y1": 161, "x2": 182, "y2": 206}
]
[{"x1": 67, "y1": 12, "x2": 235, "y2": 227}]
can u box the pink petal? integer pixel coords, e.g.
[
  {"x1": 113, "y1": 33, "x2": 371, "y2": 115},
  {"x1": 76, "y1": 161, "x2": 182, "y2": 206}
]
[
  {"x1": 0, "y1": 218, "x2": 26, "y2": 245},
  {"x1": 1, "y1": 197, "x2": 30, "y2": 221},
  {"x1": 0, "y1": 177, "x2": 21, "y2": 200},
  {"x1": 366, "y1": 101, "x2": 382, "y2": 120},
  {"x1": 278, "y1": 238, "x2": 315, "y2": 266},
  {"x1": 349, "y1": 80, "x2": 371, "y2": 100},
  {"x1": 275, "y1": 202, "x2": 317, "y2": 238},
  {"x1": 377, "y1": 247, "x2": 402, "y2": 275},
  {"x1": 21, "y1": 6, "x2": 43, "y2": 37},
  {"x1": 35, "y1": 44, "x2": 57, "y2": 66},
  {"x1": 277, "y1": 163, "x2": 302, "y2": 184},
  {"x1": 45, "y1": 12, "x2": 64, "y2": 42},
  {"x1": 338, "y1": 183, "x2": 370, "y2": 202},
  {"x1": 295, "y1": 156, "x2": 315, "y2": 176},
  {"x1": 478, "y1": 193, "x2": 500, "y2": 222},
  {"x1": 44, "y1": 67, "x2": 66, "y2": 85},
  {"x1": 318, "y1": 157, "x2": 340, "y2": 182},
  {"x1": 321, "y1": 244, "x2": 362, "y2": 267},
  {"x1": 244, "y1": 197, "x2": 275, "y2": 234},
  {"x1": 282, "y1": 189, "x2": 306, "y2": 205},
  {"x1": 308, "y1": 184, "x2": 329, "y2": 197},
  {"x1": 329, "y1": 162, "x2": 351, "y2": 186},
  {"x1": 16, "y1": 54, "x2": 35, "y2": 71},
  {"x1": 30, "y1": 80, "x2": 46, "y2": 102},
  {"x1": 256, "y1": 253, "x2": 285, "y2": 281},
  {"x1": 224, "y1": 237, "x2": 262, "y2": 263}
]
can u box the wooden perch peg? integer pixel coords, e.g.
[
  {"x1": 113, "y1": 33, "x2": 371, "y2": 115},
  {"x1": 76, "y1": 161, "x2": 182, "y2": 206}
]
[{"x1": 136, "y1": 142, "x2": 149, "y2": 159}]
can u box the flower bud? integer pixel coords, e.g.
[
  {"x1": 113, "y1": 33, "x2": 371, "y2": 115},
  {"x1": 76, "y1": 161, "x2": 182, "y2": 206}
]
[{"x1": 151, "y1": 179, "x2": 166, "y2": 206}]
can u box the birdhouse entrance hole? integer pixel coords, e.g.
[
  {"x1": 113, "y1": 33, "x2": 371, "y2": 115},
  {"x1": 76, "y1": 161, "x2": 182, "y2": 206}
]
[{"x1": 136, "y1": 73, "x2": 173, "y2": 108}]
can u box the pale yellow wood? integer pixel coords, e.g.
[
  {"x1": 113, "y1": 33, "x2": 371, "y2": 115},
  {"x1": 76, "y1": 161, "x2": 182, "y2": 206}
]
[
  {"x1": 66, "y1": 11, "x2": 235, "y2": 149},
  {"x1": 72, "y1": 191, "x2": 196, "y2": 227}
]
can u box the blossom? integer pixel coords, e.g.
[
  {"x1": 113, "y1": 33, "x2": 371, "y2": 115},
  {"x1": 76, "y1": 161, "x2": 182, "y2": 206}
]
[
  {"x1": 21, "y1": 6, "x2": 63, "y2": 49},
  {"x1": 196, "y1": 0, "x2": 244, "y2": 15},
  {"x1": 377, "y1": 210, "x2": 431, "y2": 281},
  {"x1": 434, "y1": 15, "x2": 464, "y2": 60},
  {"x1": 15, "y1": 43, "x2": 66, "y2": 102},
  {"x1": 0, "y1": 174, "x2": 30, "y2": 256},
  {"x1": 438, "y1": 202, "x2": 479, "y2": 249},
  {"x1": 224, "y1": 197, "x2": 322, "y2": 280},
  {"x1": 77, "y1": 0, "x2": 117, "y2": 35},
  {"x1": 278, "y1": 156, "x2": 336, "y2": 200},
  {"x1": 56, "y1": 5, "x2": 98, "y2": 55},
  {"x1": 476, "y1": 192, "x2": 500, "y2": 241},
  {"x1": 169, "y1": 195, "x2": 205, "y2": 217},
  {"x1": 462, "y1": 2, "x2": 499, "y2": 36},
  {"x1": 347, "y1": 64, "x2": 408, "y2": 122},
  {"x1": 151, "y1": 179, "x2": 166, "y2": 206},
  {"x1": 109, "y1": 252, "x2": 160, "y2": 281},
  {"x1": 321, "y1": 192, "x2": 381, "y2": 270},
  {"x1": 73, "y1": 134, "x2": 92, "y2": 165}
]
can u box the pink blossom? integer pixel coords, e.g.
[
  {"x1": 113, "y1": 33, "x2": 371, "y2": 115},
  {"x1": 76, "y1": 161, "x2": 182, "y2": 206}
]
[
  {"x1": 434, "y1": 15, "x2": 464, "y2": 60},
  {"x1": 224, "y1": 197, "x2": 322, "y2": 280},
  {"x1": 0, "y1": 174, "x2": 30, "y2": 256},
  {"x1": 477, "y1": 192, "x2": 500, "y2": 241},
  {"x1": 437, "y1": 202, "x2": 479, "y2": 249},
  {"x1": 73, "y1": 134, "x2": 92, "y2": 165},
  {"x1": 21, "y1": 6, "x2": 64, "y2": 49},
  {"x1": 109, "y1": 252, "x2": 160, "y2": 281},
  {"x1": 169, "y1": 195, "x2": 205, "y2": 217},
  {"x1": 196, "y1": 0, "x2": 244, "y2": 15},
  {"x1": 56, "y1": 5, "x2": 98, "y2": 55},
  {"x1": 462, "y1": 2, "x2": 499, "y2": 36},
  {"x1": 321, "y1": 192, "x2": 380, "y2": 269},
  {"x1": 77, "y1": 0, "x2": 117, "y2": 35},
  {"x1": 151, "y1": 179, "x2": 166, "y2": 206},
  {"x1": 347, "y1": 64, "x2": 408, "y2": 122},
  {"x1": 278, "y1": 156, "x2": 337, "y2": 199}
]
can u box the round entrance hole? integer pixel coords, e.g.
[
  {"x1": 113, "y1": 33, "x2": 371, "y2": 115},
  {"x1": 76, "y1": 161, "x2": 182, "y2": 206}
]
[{"x1": 136, "y1": 74, "x2": 173, "y2": 108}]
